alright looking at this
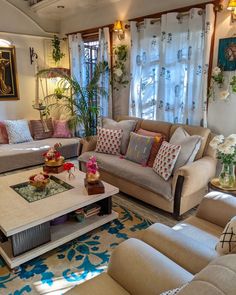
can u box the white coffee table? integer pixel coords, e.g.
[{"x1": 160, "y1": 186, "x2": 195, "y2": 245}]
[{"x1": 0, "y1": 168, "x2": 119, "y2": 269}]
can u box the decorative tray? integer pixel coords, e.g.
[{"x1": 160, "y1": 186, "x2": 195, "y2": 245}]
[
  {"x1": 210, "y1": 178, "x2": 236, "y2": 191},
  {"x1": 10, "y1": 176, "x2": 74, "y2": 203}
]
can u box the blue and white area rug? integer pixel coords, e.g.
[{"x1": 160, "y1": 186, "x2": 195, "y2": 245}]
[{"x1": 0, "y1": 200, "x2": 153, "y2": 295}]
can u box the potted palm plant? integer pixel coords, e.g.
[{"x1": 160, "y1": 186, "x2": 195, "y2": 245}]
[{"x1": 37, "y1": 61, "x2": 108, "y2": 137}]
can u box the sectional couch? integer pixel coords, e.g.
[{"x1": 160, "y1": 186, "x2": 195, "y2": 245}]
[
  {"x1": 0, "y1": 137, "x2": 80, "y2": 174},
  {"x1": 67, "y1": 192, "x2": 236, "y2": 295},
  {"x1": 78, "y1": 116, "x2": 217, "y2": 219}
]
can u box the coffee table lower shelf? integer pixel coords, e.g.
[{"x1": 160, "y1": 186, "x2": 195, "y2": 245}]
[{"x1": 0, "y1": 211, "x2": 118, "y2": 269}]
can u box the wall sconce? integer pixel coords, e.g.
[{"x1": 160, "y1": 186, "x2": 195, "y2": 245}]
[
  {"x1": 227, "y1": 0, "x2": 236, "y2": 22},
  {"x1": 29, "y1": 47, "x2": 38, "y2": 64},
  {"x1": 114, "y1": 20, "x2": 125, "y2": 40}
]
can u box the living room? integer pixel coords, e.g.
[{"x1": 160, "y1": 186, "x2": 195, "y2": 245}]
[{"x1": 0, "y1": 0, "x2": 236, "y2": 294}]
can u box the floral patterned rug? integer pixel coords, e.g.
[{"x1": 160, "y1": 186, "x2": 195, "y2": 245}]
[{"x1": 0, "y1": 200, "x2": 152, "y2": 295}]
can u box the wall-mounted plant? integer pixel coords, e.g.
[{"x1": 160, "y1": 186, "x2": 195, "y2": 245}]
[
  {"x1": 112, "y1": 44, "x2": 129, "y2": 91},
  {"x1": 230, "y1": 76, "x2": 236, "y2": 92},
  {"x1": 208, "y1": 66, "x2": 225, "y2": 101},
  {"x1": 52, "y1": 35, "x2": 65, "y2": 65}
]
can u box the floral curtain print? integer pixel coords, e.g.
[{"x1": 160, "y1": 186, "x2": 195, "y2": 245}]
[
  {"x1": 129, "y1": 4, "x2": 215, "y2": 127},
  {"x1": 98, "y1": 27, "x2": 112, "y2": 119},
  {"x1": 68, "y1": 33, "x2": 86, "y2": 89}
]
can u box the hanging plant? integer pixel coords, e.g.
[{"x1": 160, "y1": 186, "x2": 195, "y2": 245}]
[
  {"x1": 230, "y1": 76, "x2": 236, "y2": 93},
  {"x1": 208, "y1": 66, "x2": 225, "y2": 101},
  {"x1": 51, "y1": 35, "x2": 65, "y2": 64},
  {"x1": 112, "y1": 44, "x2": 129, "y2": 91}
]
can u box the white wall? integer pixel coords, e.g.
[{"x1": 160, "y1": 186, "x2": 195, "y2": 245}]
[
  {"x1": 60, "y1": 0, "x2": 209, "y2": 34},
  {"x1": 208, "y1": 1, "x2": 236, "y2": 135},
  {"x1": 0, "y1": 0, "x2": 62, "y2": 121}
]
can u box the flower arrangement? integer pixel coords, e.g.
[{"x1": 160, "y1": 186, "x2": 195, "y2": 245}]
[
  {"x1": 212, "y1": 66, "x2": 224, "y2": 86},
  {"x1": 63, "y1": 162, "x2": 75, "y2": 179},
  {"x1": 43, "y1": 143, "x2": 64, "y2": 166},
  {"x1": 112, "y1": 45, "x2": 129, "y2": 91},
  {"x1": 86, "y1": 156, "x2": 100, "y2": 183},
  {"x1": 210, "y1": 134, "x2": 236, "y2": 187},
  {"x1": 29, "y1": 173, "x2": 50, "y2": 190}
]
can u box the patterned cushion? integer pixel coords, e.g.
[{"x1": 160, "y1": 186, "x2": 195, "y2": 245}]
[
  {"x1": 153, "y1": 141, "x2": 181, "y2": 180},
  {"x1": 160, "y1": 284, "x2": 188, "y2": 295},
  {"x1": 30, "y1": 119, "x2": 53, "y2": 140},
  {"x1": 0, "y1": 121, "x2": 8, "y2": 144},
  {"x1": 137, "y1": 128, "x2": 166, "y2": 167},
  {"x1": 103, "y1": 118, "x2": 137, "y2": 155},
  {"x1": 125, "y1": 132, "x2": 154, "y2": 165},
  {"x1": 170, "y1": 127, "x2": 202, "y2": 173},
  {"x1": 4, "y1": 120, "x2": 33, "y2": 144},
  {"x1": 95, "y1": 127, "x2": 123, "y2": 155},
  {"x1": 53, "y1": 120, "x2": 72, "y2": 138},
  {"x1": 216, "y1": 216, "x2": 236, "y2": 255}
]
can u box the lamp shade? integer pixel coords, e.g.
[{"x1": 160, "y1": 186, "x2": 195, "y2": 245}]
[
  {"x1": 228, "y1": 0, "x2": 236, "y2": 10},
  {"x1": 114, "y1": 20, "x2": 123, "y2": 32}
]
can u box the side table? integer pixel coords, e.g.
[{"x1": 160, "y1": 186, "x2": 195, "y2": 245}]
[{"x1": 208, "y1": 178, "x2": 236, "y2": 197}]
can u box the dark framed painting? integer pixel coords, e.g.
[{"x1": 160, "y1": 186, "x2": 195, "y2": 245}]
[
  {"x1": 218, "y1": 37, "x2": 236, "y2": 71},
  {"x1": 0, "y1": 46, "x2": 19, "y2": 100}
]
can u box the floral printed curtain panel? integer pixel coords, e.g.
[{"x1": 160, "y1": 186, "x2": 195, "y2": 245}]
[
  {"x1": 98, "y1": 27, "x2": 112, "y2": 118},
  {"x1": 129, "y1": 4, "x2": 215, "y2": 127},
  {"x1": 68, "y1": 33, "x2": 86, "y2": 89}
]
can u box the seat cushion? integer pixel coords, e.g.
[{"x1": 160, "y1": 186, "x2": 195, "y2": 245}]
[
  {"x1": 79, "y1": 151, "x2": 173, "y2": 201},
  {"x1": 66, "y1": 272, "x2": 130, "y2": 295},
  {"x1": 178, "y1": 254, "x2": 236, "y2": 295},
  {"x1": 0, "y1": 138, "x2": 80, "y2": 173},
  {"x1": 172, "y1": 216, "x2": 223, "y2": 251}
]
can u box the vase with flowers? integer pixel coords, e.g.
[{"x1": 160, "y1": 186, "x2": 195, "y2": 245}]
[
  {"x1": 63, "y1": 162, "x2": 75, "y2": 179},
  {"x1": 43, "y1": 143, "x2": 64, "y2": 167},
  {"x1": 86, "y1": 156, "x2": 100, "y2": 184},
  {"x1": 210, "y1": 134, "x2": 236, "y2": 188},
  {"x1": 29, "y1": 173, "x2": 50, "y2": 191}
]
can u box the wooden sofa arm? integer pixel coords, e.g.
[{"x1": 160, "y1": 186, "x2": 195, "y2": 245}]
[{"x1": 79, "y1": 136, "x2": 97, "y2": 156}]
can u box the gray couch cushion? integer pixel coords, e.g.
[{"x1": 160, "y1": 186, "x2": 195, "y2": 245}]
[
  {"x1": 0, "y1": 138, "x2": 80, "y2": 173},
  {"x1": 79, "y1": 151, "x2": 173, "y2": 201}
]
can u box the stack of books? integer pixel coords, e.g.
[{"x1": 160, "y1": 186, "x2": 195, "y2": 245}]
[{"x1": 84, "y1": 204, "x2": 101, "y2": 218}]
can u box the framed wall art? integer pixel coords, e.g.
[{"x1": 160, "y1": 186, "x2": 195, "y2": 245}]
[
  {"x1": 0, "y1": 46, "x2": 19, "y2": 100},
  {"x1": 218, "y1": 37, "x2": 236, "y2": 71}
]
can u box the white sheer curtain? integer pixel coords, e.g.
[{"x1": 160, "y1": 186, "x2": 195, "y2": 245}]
[
  {"x1": 129, "y1": 4, "x2": 215, "y2": 126},
  {"x1": 68, "y1": 33, "x2": 86, "y2": 88},
  {"x1": 98, "y1": 27, "x2": 112, "y2": 119}
]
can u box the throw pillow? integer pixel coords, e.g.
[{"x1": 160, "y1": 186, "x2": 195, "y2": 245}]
[
  {"x1": 137, "y1": 128, "x2": 166, "y2": 167},
  {"x1": 125, "y1": 132, "x2": 154, "y2": 165},
  {"x1": 0, "y1": 121, "x2": 9, "y2": 144},
  {"x1": 160, "y1": 284, "x2": 188, "y2": 295},
  {"x1": 170, "y1": 127, "x2": 202, "y2": 173},
  {"x1": 53, "y1": 120, "x2": 72, "y2": 138},
  {"x1": 102, "y1": 118, "x2": 137, "y2": 155},
  {"x1": 30, "y1": 118, "x2": 53, "y2": 140},
  {"x1": 95, "y1": 127, "x2": 123, "y2": 155},
  {"x1": 4, "y1": 120, "x2": 33, "y2": 144},
  {"x1": 215, "y1": 216, "x2": 236, "y2": 255},
  {"x1": 153, "y1": 141, "x2": 181, "y2": 180}
]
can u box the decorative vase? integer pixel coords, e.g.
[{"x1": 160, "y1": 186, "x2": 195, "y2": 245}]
[
  {"x1": 219, "y1": 163, "x2": 235, "y2": 188},
  {"x1": 86, "y1": 171, "x2": 100, "y2": 184},
  {"x1": 45, "y1": 156, "x2": 65, "y2": 167},
  {"x1": 29, "y1": 173, "x2": 50, "y2": 191}
]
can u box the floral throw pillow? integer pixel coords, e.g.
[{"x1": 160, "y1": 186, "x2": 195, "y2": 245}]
[
  {"x1": 215, "y1": 216, "x2": 236, "y2": 255},
  {"x1": 4, "y1": 120, "x2": 33, "y2": 144},
  {"x1": 95, "y1": 127, "x2": 123, "y2": 155},
  {"x1": 53, "y1": 120, "x2": 72, "y2": 138},
  {"x1": 153, "y1": 141, "x2": 181, "y2": 180}
]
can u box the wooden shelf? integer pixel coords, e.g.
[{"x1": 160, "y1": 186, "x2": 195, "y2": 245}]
[{"x1": 0, "y1": 211, "x2": 118, "y2": 269}]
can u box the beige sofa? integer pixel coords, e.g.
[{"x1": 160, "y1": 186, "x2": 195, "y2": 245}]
[
  {"x1": 0, "y1": 137, "x2": 80, "y2": 174},
  {"x1": 78, "y1": 116, "x2": 217, "y2": 219},
  {"x1": 67, "y1": 192, "x2": 236, "y2": 295}
]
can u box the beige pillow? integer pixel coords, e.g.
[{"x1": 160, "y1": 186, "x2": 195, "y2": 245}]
[
  {"x1": 170, "y1": 127, "x2": 202, "y2": 173},
  {"x1": 102, "y1": 118, "x2": 137, "y2": 155},
  {"x1": 216, "y1": 216, "x2": 236, "y2": 255}
]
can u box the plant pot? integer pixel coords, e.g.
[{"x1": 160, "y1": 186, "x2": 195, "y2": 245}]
[
  {"x1": 45, "y1": 156, "x2": 65, "y2": 167},
  {"x1": 86, "y1": 171, "x2": 100, "y2": 184}
]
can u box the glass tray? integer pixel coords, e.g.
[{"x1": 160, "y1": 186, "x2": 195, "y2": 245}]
[{"x1": 10, "y1": 176, "x2": 74, "y2": 203}]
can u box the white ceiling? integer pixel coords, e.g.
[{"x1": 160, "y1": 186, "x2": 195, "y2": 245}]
[{"x1": 31, "y1": 0, "x2": 122, "y2": 20}]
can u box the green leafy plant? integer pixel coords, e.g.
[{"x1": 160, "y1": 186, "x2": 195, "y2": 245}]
[
  {"x1": 37, "y1": 61, "x2": 108, "y2": 137},
  {"x1": 230, "y1": 76, "x2": 236, "y2": 93},
  {"x1": 52, "y1": 35, "x2": 65, "y2": 64},
  {"x1": 112, "y1": 44, "x2": 129, "y2": 91}
]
